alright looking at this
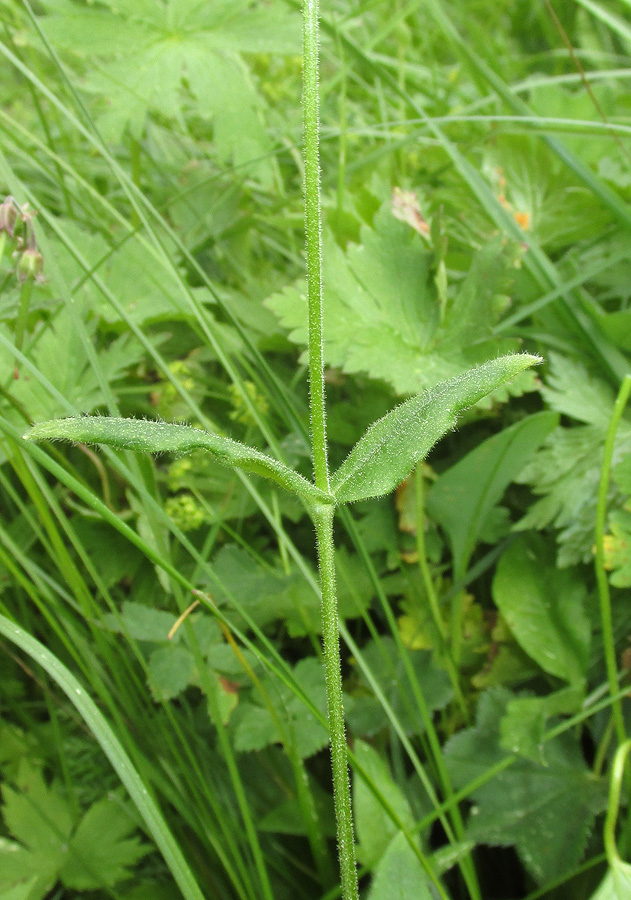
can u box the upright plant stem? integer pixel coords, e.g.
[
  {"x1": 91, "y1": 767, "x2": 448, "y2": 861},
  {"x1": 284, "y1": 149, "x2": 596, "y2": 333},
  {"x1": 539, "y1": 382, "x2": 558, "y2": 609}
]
[
  {"x1": 595, "y1": 374, "x2": 631, "y2": 751},
  {"x1": 303, "y1": 3, "x2": 359, "y2": 899},
  {"x1": 303, "y1": 0, "x2": 329, "y2": 493},
  {"x1": 314, "y1": 507, "x2": 359, "y2": 900}
]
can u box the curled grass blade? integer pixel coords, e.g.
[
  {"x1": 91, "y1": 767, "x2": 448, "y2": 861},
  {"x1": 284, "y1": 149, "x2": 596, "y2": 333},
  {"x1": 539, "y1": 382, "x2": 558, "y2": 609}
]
[{"x1": 0, "y1": 613, "x2": 206, "y2": 900}]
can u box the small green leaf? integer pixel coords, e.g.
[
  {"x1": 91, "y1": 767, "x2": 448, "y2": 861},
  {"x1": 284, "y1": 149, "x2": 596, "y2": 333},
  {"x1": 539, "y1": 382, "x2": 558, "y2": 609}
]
[
  {"x1": 331, "y1": 354, "x2": 541, "y2": 504},
  {"x1": 24, "y1": 417, "x2": 333, "y2": 507}
]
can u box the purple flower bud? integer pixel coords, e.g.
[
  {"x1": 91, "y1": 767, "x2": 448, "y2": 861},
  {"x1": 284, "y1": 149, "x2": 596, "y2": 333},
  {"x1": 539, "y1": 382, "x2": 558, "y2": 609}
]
[{"x1": 0, "y1": 197, "x2": 18, "y2": 237}]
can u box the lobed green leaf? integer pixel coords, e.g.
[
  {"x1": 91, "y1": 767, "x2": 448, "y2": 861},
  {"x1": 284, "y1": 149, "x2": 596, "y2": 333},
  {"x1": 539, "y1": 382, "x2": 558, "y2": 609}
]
[
  {"x1": 23, "y1": 416, "x2": 333, "y2": 507},
  {"x1": 331, "y1": 354, "x2": 541, "y2": 504}
]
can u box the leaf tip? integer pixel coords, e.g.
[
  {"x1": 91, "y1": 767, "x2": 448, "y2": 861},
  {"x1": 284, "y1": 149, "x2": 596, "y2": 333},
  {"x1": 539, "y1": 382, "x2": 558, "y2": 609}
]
[{"x1": 519, "y1": 352, "x2": 543, "y2": 367}]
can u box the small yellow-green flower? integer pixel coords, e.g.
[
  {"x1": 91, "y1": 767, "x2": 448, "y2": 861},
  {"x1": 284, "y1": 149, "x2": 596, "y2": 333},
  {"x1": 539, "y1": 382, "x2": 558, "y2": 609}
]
[
  {"x1": 229, "y1": 380, "x2": 269, "y2": 427},
  {"x1": 165, "y1": 493, "x2": 205, "y2": 531}
]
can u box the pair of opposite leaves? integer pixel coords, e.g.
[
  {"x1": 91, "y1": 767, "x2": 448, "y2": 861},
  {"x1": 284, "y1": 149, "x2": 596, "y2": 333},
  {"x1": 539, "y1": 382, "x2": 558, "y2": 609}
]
[{"x1": 25, "y1": 354, "x2": 540, "y2": 512}]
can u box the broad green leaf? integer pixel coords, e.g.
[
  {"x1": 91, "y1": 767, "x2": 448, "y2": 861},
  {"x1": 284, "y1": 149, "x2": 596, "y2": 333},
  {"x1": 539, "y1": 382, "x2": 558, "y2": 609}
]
[
  {"x1": 258, "y1": 775, "x2": 335, "y2": 837},
  {"x1": 24, "y1": 417, "x2": 333, "y2": 508},
  {"x1": 204, "y1": 544, "x2": 372, "y2": 637},
  {"x1": 427, "y1": 411, "x2": 558, "y2": 580},
  {"x1": 614, "y1": 858, "x2": 631, "y2": 898},
  {"x1": 499, "y1": 686, "x2": 584, "y2": 764},
  {"x1": 0, "y1": 838, "x2": 57, "y2": 900},
  {"x1": 368, "y1": 832, "x2": 435, "y2": 900},
  {"x1": 0, "y1": 309, "x2": 144, "y2": 424},
  {"x1": 71, "y1": 522, "x2": 142, "y2": 589},
  {"x1": 52, "y1": 220, "x2": 194, "y2": 327},
  {"x1": 233, "y1": 657, "x2": 329, "y2": 759},
  {"x1": 60, "y1": 796, "x2": 151, "y2": 889},
  {"x1": 39, "y1": 0, "x2": 300, "y2": 179},
  {"x1": 492, "y1": 535, "x2": 590, "y2": 683},
  {"x1": 267, "y1": 206, "x2": 534, "y2": 398},
  {"x1": 331, "y1": 354, "x2": 541, "y2": 504},
  {"x1": 589, "y1": 864, "x2": 631, "y2": 900},
  {"x1": 1, "y1": 760, "x2": 74, "y2": 854},
  {"x1": 104, "y1": 601, "x2": 177, "y2": 643},
  {"x1": 0, "y1": 877, "x2": 39, "y2": 900},
  {"x1": 147, "y1": 646, "x2": 195, "y2": 702},
  {"x1": 353, "y1": 740, "x2": 416, "y2": 868},
  {"x1": 0, "y1": 772, "x2": 150, "y2": 896},
  {"x1": 538, "y1": 353, "x2": 618, "y2": 428},
  {"x1": 445, "y1": 689, "x2": 607, "y2": 885},
  {"x1": 346, "y1": 638, "x2": 452, "y2": 738},
  {"x1": 203, "y1": 544, "x2": 321, "y2": 635}
]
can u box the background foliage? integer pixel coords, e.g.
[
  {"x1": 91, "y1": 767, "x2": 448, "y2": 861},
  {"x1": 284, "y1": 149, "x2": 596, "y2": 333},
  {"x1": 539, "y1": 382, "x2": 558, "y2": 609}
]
[{"x1": 1, "y1": 0, "x2": 631, "y2": 898}]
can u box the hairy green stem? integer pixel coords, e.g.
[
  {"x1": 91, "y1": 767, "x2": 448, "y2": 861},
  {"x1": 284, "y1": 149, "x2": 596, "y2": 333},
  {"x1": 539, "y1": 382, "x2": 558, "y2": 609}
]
[
  {"x1": 303, "y1": 0, "x2": 329, "y2": 493},
  {"x1": 595, "y1": 374, "x2": 631, "y2": 751},
  {"x1": 303, "y1": 2, "x2": 358, "y2": 897},
  {"x1": 314, "y1": 507, "x2": 358, "y2": 900}
]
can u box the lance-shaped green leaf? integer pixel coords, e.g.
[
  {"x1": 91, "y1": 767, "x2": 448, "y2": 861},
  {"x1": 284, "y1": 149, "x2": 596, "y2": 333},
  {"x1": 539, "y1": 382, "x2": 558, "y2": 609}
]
[
  {"x1": 24, "y1": 417, "x2": 333, "y2": 507},
  {"x1": 331, "y1": 354, "x2": 541, "y2": 504}
]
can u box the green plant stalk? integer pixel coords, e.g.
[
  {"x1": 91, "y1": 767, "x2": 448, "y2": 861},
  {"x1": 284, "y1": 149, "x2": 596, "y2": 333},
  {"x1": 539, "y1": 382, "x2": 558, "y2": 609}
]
[
  {"x1": 595, "y1": 373, "x2": 631, "y2": 751},
  {"x1": 314, "y1": 506, "x2": 358, "y2": 900},
  {"x1": 14, "y1": 277, "x2": 33, "y2": 355},
  {"x1": 303, "y1": 2, "x2": 358, "y2": 898},
  {"x1": 303, "y1": 0, "x2": 329, "y2": 494},
  {"x1": 414, "y1": 465, "x2": 446, "y2": 639}
]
